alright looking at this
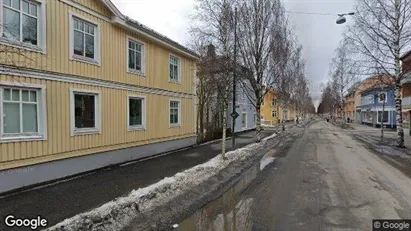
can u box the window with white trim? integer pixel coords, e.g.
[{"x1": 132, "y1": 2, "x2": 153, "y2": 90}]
[
  {"x1": 1, "y1": 0, "x2": 45, "y2": 49},
  {"x1": 71, "y1": 90, "x2": 101, "y2": 135},
  {"x1": 1, "y1": 85, "x2": 46, "y2": 141},
  {"x1": 73, "y1": 17, "x2": 96, "y2": 59},
  {"x1": 169, "y1": 55, "x2": 180, "y2": 82},
  {"x1": 378, "y1": 92, "x2": 387, "y2": 103},
  {"x1": 128, "y1": 96, "x2": 145, "y2": 130},
  {"x1": 69, "y1": 13, "x2": 100, "y2": 65},
  {"x1": 377, "y1": 111, "x2": 389, "y2": 123},
  {"x1": 128, "y1": 39, "x2": 145, "y2": 74},
  {"x1": 272, "y1": 98, "x2": 277, "y2": 106},
  {"x1": 170, "y1": 100, "x2": 180, "y2": 125},
  {"x1": 272, "y1": 110, "x2": 277, "y2": 118},
  {"x1": 241, "y1": 113, "x2": 247, "y2": 128}
]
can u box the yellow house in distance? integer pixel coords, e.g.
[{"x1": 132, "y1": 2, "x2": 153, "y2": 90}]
[
  {"x1": 0, "y1": 0, "x2": 198, "y2": 193},
  {"x1": 260, "y1": 89, "x2": 296, "y2": 126}
]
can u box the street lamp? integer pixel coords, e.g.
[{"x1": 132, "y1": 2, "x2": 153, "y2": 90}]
[{"x1": 336, "y1": 12, "x2": 355, "y2": 24}]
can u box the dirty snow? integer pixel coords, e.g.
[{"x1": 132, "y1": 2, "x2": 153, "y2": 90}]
[
  {"x1": 46, "y1": 132, "x2": 279, "y2": 231},
  {"x1": 260, "y1": 157, "x2": 276, "y2": 170}
]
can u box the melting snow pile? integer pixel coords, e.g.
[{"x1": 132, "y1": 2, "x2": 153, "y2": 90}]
[{"x1": 47, "y1": 135, "x2": 277, "y2": 231}]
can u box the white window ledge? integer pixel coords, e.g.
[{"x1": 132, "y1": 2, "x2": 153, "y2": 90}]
[
  {"x1": 128, "y1": 126, "x2": 146, "y2": 132},
  {"x1": 127, "y1": 69, "x2": 146, "y2": 77},
  {"x1": 72, "y1": 128, "x2": 101, "y2": 136},
  {"x1": 0, "y1": 39, "x2": 46, "y2": 54},
  {"x1": 169, "y1": 80, "x2": 181, "y2": 85},
  {"x1": 170, "y1": 124, "x2": 181, "y2": 128},
  {"x1": 70, "y1": 55, "x2": 100, "y2": 66},
  {"x1": 0, "y1": 135, "x2": 45, "y2": 143}
]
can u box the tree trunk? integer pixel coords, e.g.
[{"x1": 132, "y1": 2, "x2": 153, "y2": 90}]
[
  {"x1": 256, "y1": 104, "x2": 262, "y2": 142},
  {"x1": 198, "y1": 101, "x2": 204, "y2": 142},
  {"x1": 221, "y1": 94, "x2": 228, "y2": 160},
  {"x1": 381, "y1": 94, "x2": 385, "y2": 141},
  {"x1": 395, "y1": 84, "x2": 404, "y2": 147},
  {"x1": 394, "y1": 0, "x2": 404, "y2": 148}
]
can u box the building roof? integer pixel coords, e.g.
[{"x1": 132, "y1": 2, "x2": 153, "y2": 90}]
[
  {"x1": 401, "y1": 49, "x2": 411, "y2": 60},
  {"x1": 99, "y1": 0, "x2": 199, "y2": 60}
]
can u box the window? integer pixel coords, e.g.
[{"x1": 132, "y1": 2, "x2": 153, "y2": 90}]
[
  {"x1": 128, "y1": 96, "x2": 146, "y2": 130},
  {"x1": 377, "y1": 111, "x2": 389, "y2": 123},
  {"x1": 70, "y1": 90, "x2": 101, "y2": 135},
  {"x1": 128, "y1": 39, "x2": 145, "y2": 75},
  {"x1": 261, "y1": 99, "x2": 264, "y2": 106},
  {"x1": 378, "y1": 92, "x2": 387, "y2": 103},
  {"x1": 69, "y1": 13, "x2": 100, "y2": 65},
  {"x1": 272, "y1": 98, "x2": 277, "y2": 106},
  {"x1": 241, "y1": 113, "x2": 247, "y2": 128},
  {"x1": 169, "y1": 55, "x2": 180, "y2": 82},
  {"x1": 169, "y1": 100, "x2": 180, "y2": 126},
  {"x1": 272, "y1": 110, "x2": 277, "y2": 118},
  {"x1": 0, "y1": 84, "x2": 47, "y2": 142},
  {"x1": 1, "y1": 0, "x2": 45, "y2": 50}
]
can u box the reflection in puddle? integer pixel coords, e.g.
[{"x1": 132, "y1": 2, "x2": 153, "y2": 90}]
[
  {"x1": 178, "y1": 163, "x2": 262, "y2": 231},
  {"x1": 178, "y1": 197, "x2": 254, "y2": 231},
  {"x1": 177, "y1": 149, "x2": 277, "y2": 231}
]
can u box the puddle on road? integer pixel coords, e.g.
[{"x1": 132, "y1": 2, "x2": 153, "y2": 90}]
[{"x1": 176, "y1": 150, "x2": 276, "y2": 231}]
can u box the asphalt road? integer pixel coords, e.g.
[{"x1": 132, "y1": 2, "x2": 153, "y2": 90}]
[{"x1": 185, "y1": 120, "x2": 411, "y2": 231}]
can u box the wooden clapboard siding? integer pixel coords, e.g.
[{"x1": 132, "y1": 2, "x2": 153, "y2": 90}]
[
  {"x1": 0, "y1": 0, "x2": 195, "y2": 94},
  {"x1": 0, "y1": 0, "x2": 197, "y2": 170},
  {"x1": 0, "y1": 74, "x2": 195, "y2": 170}
]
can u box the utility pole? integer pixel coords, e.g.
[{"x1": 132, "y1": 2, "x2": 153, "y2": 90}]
[{"x1": 232, "y1": 7, "x2": 238, "y2": 147}]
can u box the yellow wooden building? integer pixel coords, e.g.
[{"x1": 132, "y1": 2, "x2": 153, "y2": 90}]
[
  {"x1": 0, "y1": 0, "x2": 198, "y2": 193},
  {"x1": 260, "y1": 89, "x2": 295, "y2": 126}
]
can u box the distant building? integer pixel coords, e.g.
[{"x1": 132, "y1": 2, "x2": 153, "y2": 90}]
[
  {"x1": 400, "y1": 50, "x2": 411, "y2": 136},
  {"x1": 227, "y1": 80, "x2": 257, "y2": 132},
  {"x1": 357, "y1": 75, "x2": 396, "y2": 128},
  {"x1": 260, "y1": 88, "x2": 296, "y2": 126}
]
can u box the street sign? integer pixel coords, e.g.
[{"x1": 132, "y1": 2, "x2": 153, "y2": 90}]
[{"x1": 231, "y1": 111, "x2": 239, "y2": 119}]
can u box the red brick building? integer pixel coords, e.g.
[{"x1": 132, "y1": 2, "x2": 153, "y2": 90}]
[{"x1": 400, "y1": 51, "x2": 411, "y2": 135}]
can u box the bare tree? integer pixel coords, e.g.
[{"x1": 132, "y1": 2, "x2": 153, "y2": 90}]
[
  {"x1": 345, "y1": 0, "x2": 411, "y2": 147},
  {"x1": 236, "y1": 0, "x2": 288, "y2": 141},
  {"x1": 190, "y1": 0, "x2": 236, "y2": 159},
  {"x1": 329, "y1": 38, "x2": 358, "y2": 124}
]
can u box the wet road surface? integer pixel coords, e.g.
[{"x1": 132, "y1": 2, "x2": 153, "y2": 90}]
[{"x1": 178, "y1": 120, "x2": 411, "y2": 231}]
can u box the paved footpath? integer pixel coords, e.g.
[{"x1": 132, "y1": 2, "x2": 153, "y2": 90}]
[{"x1": 0, "y1": 128, "x2": 278, "y2": 230}]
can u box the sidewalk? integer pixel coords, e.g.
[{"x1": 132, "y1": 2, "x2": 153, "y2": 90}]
[
  {"x1": 348, "y1": 122, "x2": 411, "y2": 148},
  {"x1": 0, "y1": 129, "x2": 276, "y2": 229}
]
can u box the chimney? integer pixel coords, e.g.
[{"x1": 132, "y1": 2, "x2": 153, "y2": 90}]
[{"x1": 207, "y1": 43, "x2": 216, "y2": 58}]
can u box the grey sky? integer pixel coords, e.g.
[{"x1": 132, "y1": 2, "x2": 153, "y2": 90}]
[{"x1": 112, "y1": 0, "x2": 355, "y2": 101}]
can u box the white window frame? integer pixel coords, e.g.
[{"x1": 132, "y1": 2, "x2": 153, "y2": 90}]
[
  {"x1": 377, "y1": 110, "x2": 390, "y2": 124},
  {"x1": 272, "y1": 110, "x2": 277, "y2": 118},
  {"x1": 126, "y1": 36, "x2": 146, "y2": 76},
  {"x1": 272, "y1": 98, "x2": 277, "y2": 106},
  {"x1": 241, "y1": 112, "x2": 247, "y2": 128},
  {"x1": 169, "y1": 54, "x2": 181, "y2": 84},
  {"x1": 69, "y1": 12, "x2": 101, "y2": 66},
  {"x1": 378, "y1": 92, "x2": 387, "y2": 103},
  {"x1": 70, "y1": 89, "x2": 101, "y2": 136},
  {"x1": 127, "y1": 95, "x2": 146, "y2": 131},
  {"x1": 169, "y1": 99, "x2": 181, "y2": 127},
  {"x1": 0, "y1": 0, "x2": 47, "y2": 53},
  {"x1": 0, "y1": 81, "x2": 47, "y2": 143}
]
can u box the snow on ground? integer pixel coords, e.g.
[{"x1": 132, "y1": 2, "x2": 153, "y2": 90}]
[{"x1": 46, "y1": 133, "x2": 279, "y2": 231}]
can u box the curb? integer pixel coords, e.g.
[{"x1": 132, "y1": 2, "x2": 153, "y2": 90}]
[{"x1": 127, "y1": 123, "x2": 309, "y2": 230}]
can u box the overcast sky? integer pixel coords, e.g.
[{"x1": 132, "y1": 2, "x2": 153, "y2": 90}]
[{"x1": 112, "y1": 0, "x2": 355, "y2": 101}]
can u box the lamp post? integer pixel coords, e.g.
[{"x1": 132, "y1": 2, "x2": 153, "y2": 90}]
[
  {"x1": 231, "y1": 7, "x2": 238, "y2": 147},
  {"x1": 336, "y1": 12, "x2": 355, "y2": 24}
]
